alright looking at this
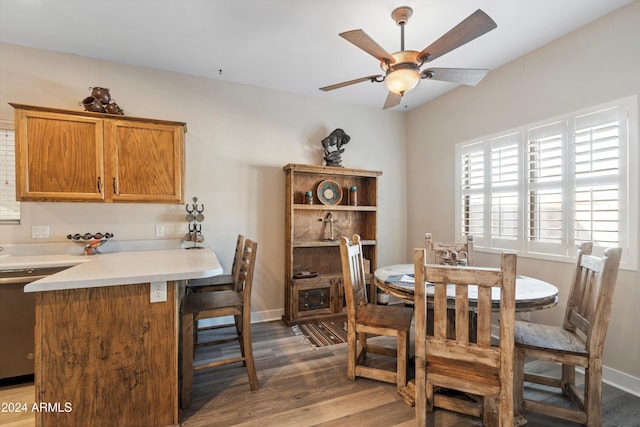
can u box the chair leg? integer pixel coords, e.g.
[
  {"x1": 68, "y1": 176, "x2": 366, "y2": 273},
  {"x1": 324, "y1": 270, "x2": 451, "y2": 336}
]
[
  {"x1": 347, "y1": 327, "x2": 357, "y2": 380},
  {"x1": 426, "y1": 381, "x2": 434, "y2": 412},
  {"x1": 359, "y1": 331, "x2": 368, "y2": 358},
  {"x1": 181, "y1": 311, "x2": 194, "y2": 410},
  {"x1": 241, "y1": 311, "x2": 259, "y2": 390},
  {"x1": 585, "y1": 360, "x2": 602, "y2": 427},
  {"x1": 396, "y1": 330, "x2": 408, "y2": 390},
  {"x1": 482, "y1": 397, "x2": 494, "y2": 427},
  {"x1": 192, "y1": 318, "x2": 199, "y2": 352},
  {"x1": 561, "y1": 363, "x2": 575, "y2": 397},
  {"x1": 235, "y1": 314, "x2": 246, "y2": 365},
  {"x1": 513, "y1": 347, "x2": 526, "y2": 425}
]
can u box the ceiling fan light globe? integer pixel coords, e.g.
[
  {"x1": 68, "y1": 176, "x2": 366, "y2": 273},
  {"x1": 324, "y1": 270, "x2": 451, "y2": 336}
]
[{"x1": 385, "y1": 68, "x2": 420, "y2": 94}]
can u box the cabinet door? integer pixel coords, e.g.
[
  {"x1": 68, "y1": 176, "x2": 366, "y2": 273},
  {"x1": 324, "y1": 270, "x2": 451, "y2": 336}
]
[
  {"x1": 14, "y1": 110, "x2": 105, "y2": 201},
  {"x1": 105, "y1": 120, "x2": 184, "y2": 203}
]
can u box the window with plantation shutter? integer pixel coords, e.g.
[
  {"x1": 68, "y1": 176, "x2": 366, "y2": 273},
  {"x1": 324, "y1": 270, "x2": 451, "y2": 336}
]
[
  {"x1": 460, "y1": 143, "x2": 485, "y2": 243},
  {"x1": 490, "y1": 134, "x2": 519, "y2": 249},
  {"x1": 455, "y1": 96, "x2": 637, "y2": 270},
  {"x1": 573, "y1": 108, "x2": 620, "y2": 247},
  {"x1": 0, "y1": 124, "x2": 20, "y2": 223},
  {"x1": 527, "y1": 122, "x2": 565, "y2": 253}
]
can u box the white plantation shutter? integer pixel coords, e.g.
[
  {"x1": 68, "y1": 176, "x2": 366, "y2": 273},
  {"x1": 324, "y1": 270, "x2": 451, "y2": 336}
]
[
  {"x1": 573, "y1": 107, "x2": 621, "y2": 247},
  {"x1": 0, "y1": 127, "x2": 20, "y2": 222},
  {"x1": 455, "y1": 96, "x2": 637, "y2": 269},
  {"x1": 459, "y1": 143, "x2": 485, "y2": 243},
  {"x1": 527, "y1": 122, "x2": 566, "y2": 253},
  {"x1": 490, "y1": 134, "x2": 519, "y2": 249}
]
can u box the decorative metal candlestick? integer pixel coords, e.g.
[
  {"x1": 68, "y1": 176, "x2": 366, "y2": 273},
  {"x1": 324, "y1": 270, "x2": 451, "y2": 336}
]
[{"x1": 184, "y1": 196, "x2": 205, "y2": 249}]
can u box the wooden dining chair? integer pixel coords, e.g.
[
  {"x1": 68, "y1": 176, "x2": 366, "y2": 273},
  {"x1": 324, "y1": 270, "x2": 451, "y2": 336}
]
[
  {"x1": 180, "y1": 238, "x2": 259, "y2": 409},
  {"x1": 425, "y1": 233, "x2": 474, "y2": 266},
  {"x1": 514, "y1": 243, "x2": 622, "y2": 426},
  {"x1": 339, "y1": 235, "x2": 413, "y2": 392},
  {"x1": 187, "y1": 234, "x2": 245, "y2": 293},
  {"x1": 414, "y1": 248, "x2": 517, "y2": 426}
]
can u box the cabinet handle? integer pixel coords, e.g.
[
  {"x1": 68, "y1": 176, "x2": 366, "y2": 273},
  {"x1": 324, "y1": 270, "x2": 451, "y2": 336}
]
[
  {"x1": 97, "y1": 177, "x2": 102, "y2": 193},
  {"x1": 112, "y1": 177, "x2": 118, "y2": 195}
]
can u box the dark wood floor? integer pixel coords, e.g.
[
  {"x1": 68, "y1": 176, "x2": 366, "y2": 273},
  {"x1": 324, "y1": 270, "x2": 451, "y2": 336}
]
[
  {"x1": 180, "y1": 320, "x2": 640, "y2": 427},
  {"x1": 2, "y1": 320, "x2": 639, "y2": 426}
]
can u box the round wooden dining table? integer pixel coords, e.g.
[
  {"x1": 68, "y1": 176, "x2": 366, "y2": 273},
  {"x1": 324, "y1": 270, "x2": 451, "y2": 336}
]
[{"x1": 374, "y1": 264, "x2": 559, "y2": 312}]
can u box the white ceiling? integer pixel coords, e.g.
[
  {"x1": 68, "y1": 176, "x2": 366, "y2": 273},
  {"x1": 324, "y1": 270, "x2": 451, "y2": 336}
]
[{"x1": 0, "y1": 0, "x2": 634, "y2": 111}]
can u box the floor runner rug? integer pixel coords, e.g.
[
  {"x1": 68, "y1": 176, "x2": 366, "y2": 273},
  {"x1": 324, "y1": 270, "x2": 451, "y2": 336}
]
[{"x1": 291, "y1": 319, "x2": 347, "y2": 347}]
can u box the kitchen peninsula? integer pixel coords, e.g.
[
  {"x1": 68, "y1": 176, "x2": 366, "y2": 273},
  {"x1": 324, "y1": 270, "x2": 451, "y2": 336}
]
[{"x1": 23, "y1": 249, "x2": 222, "y2": 427}]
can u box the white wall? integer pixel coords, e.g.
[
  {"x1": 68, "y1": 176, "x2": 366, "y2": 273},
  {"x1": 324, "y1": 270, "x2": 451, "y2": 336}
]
[
  {"x1": 0, "y1": 42, "x2": 407, "y2": 322},
  {"x1": 406, "y1": 2, "x2": 640, "y2": 385}
]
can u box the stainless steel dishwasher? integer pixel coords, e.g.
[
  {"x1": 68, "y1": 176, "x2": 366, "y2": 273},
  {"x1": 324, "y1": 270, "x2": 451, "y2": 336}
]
[{"x1": 0, "y1": 266, "x2": 68, "y2": 380}]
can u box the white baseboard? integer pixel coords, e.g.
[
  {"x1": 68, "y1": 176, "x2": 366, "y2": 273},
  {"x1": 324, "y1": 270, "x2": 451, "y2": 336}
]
[{"x1": 600, "y1": 366, "x2": 640, "y2": 398}]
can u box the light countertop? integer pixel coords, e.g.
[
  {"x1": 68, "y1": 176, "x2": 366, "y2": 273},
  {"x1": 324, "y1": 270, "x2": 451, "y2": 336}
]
[
  {"x1": 19, "y1": 249, "x2": 222, "y2": 292},
  {"x1": 0, "y1": 253, "x2": 91, "y2": 269}
]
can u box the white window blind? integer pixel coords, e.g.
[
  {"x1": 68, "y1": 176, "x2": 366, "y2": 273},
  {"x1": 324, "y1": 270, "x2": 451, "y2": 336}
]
[
  {"x1": 0, "y1": 127, "x2": 20, "y2": 223},
  {"x1": 490, "y1": 134, "x2": 519, "y2": 249},
  {"x1": 527, "y1": 122, "x2": 565, "y2": 252},
  {"x1": 455, "y1": 96, "x2": 637, "y2": 270},
  {"x1": 573, "y1": 108, "x2": 620, "y2": 247},
  {"x1": 459, "y1": 143, "x2": 485, "y2": 242}
]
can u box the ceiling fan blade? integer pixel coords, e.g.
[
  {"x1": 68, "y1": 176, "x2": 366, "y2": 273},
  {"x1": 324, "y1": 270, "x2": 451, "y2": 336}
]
[
  {"x1": 319, "y1": 75, "x2": 383, "y2": 91},
  {"x1": 383, "y1": 92, "x2": 402, "y2": 109},
  {"x1": 340, "y1": 29, "x2": 395, "y2": 63},
  {"x1": 422, "y1": 68, "x2": 489, "y2": 86},
  {"x1": 418, "y1": 9, "x2": 497, "y2": 63}
]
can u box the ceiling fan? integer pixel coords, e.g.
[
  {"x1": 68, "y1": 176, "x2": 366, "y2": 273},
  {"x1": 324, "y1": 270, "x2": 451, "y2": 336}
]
[{"x1": 319, "y1": 6, "x2": 497, "y2": 109}]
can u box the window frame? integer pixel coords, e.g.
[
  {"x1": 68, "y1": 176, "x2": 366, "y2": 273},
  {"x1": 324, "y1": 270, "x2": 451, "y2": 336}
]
[
  {"x1": 455, "y1": 96, "x2": 638, "y2": 271},
  {"x1": 0, "y1": 119, "x2": 20, "y2": 224}
]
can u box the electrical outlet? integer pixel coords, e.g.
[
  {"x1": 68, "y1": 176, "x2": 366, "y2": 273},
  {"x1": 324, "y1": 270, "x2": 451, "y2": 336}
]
[
  {"x1": 32, "y1": 225, "x2": 50, "y2": 239},
  {"x1": 150, "y1": 281, "x2": 167, "y2": 303},
  {"x1": 155, "y1": 225, "x2": 165, "y2": 237}
]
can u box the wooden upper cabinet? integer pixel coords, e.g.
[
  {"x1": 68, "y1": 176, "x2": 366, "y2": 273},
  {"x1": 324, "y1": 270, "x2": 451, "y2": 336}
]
[
  {"x1": 11, "y1": 104, "x2": 186, "y2": 203},
  {"x1": 105, "y1": 120, "x2": 184, "y2": 203}
]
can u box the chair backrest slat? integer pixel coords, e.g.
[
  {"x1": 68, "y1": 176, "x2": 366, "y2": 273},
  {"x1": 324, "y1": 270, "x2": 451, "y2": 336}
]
[
  {"x1": 476, "y1": 286, "x2": 493, "y2": 347},
  {"x1": 455, "y1": 285, "x2": 469, "y2": 344}
]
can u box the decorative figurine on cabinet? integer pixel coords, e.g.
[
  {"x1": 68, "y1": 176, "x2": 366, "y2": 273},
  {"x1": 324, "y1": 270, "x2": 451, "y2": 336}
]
[{"x1": 321, "y1": 128, "x2": 350, "y2": 167}]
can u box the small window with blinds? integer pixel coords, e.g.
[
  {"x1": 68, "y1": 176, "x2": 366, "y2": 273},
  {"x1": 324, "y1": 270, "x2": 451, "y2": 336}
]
[
  {"x1": 455, "y1": 96, "x2": 637, "y2": 270},
  {"x1": 0, "y1": 125, "x2": 20, "y2": 223}
]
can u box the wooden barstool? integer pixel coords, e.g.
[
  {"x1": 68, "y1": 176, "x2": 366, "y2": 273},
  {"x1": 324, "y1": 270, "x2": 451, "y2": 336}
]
[{"x1": 180, "y1": 238, "x2": 259, "y2": 409}]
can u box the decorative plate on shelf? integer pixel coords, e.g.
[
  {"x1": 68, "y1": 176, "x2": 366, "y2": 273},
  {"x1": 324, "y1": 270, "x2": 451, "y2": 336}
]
[{"x1": 317, "y1": 180, "x2": 343, "y2": 205}]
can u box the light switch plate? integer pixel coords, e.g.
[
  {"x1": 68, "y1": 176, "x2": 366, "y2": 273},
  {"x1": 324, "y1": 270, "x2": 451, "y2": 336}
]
[
  {"x1": 32, "y1": 225, "x2": 50, "y2": 239},
  {"x1": 150, "y1": 281, "x2": 167, "y2": 303}
]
